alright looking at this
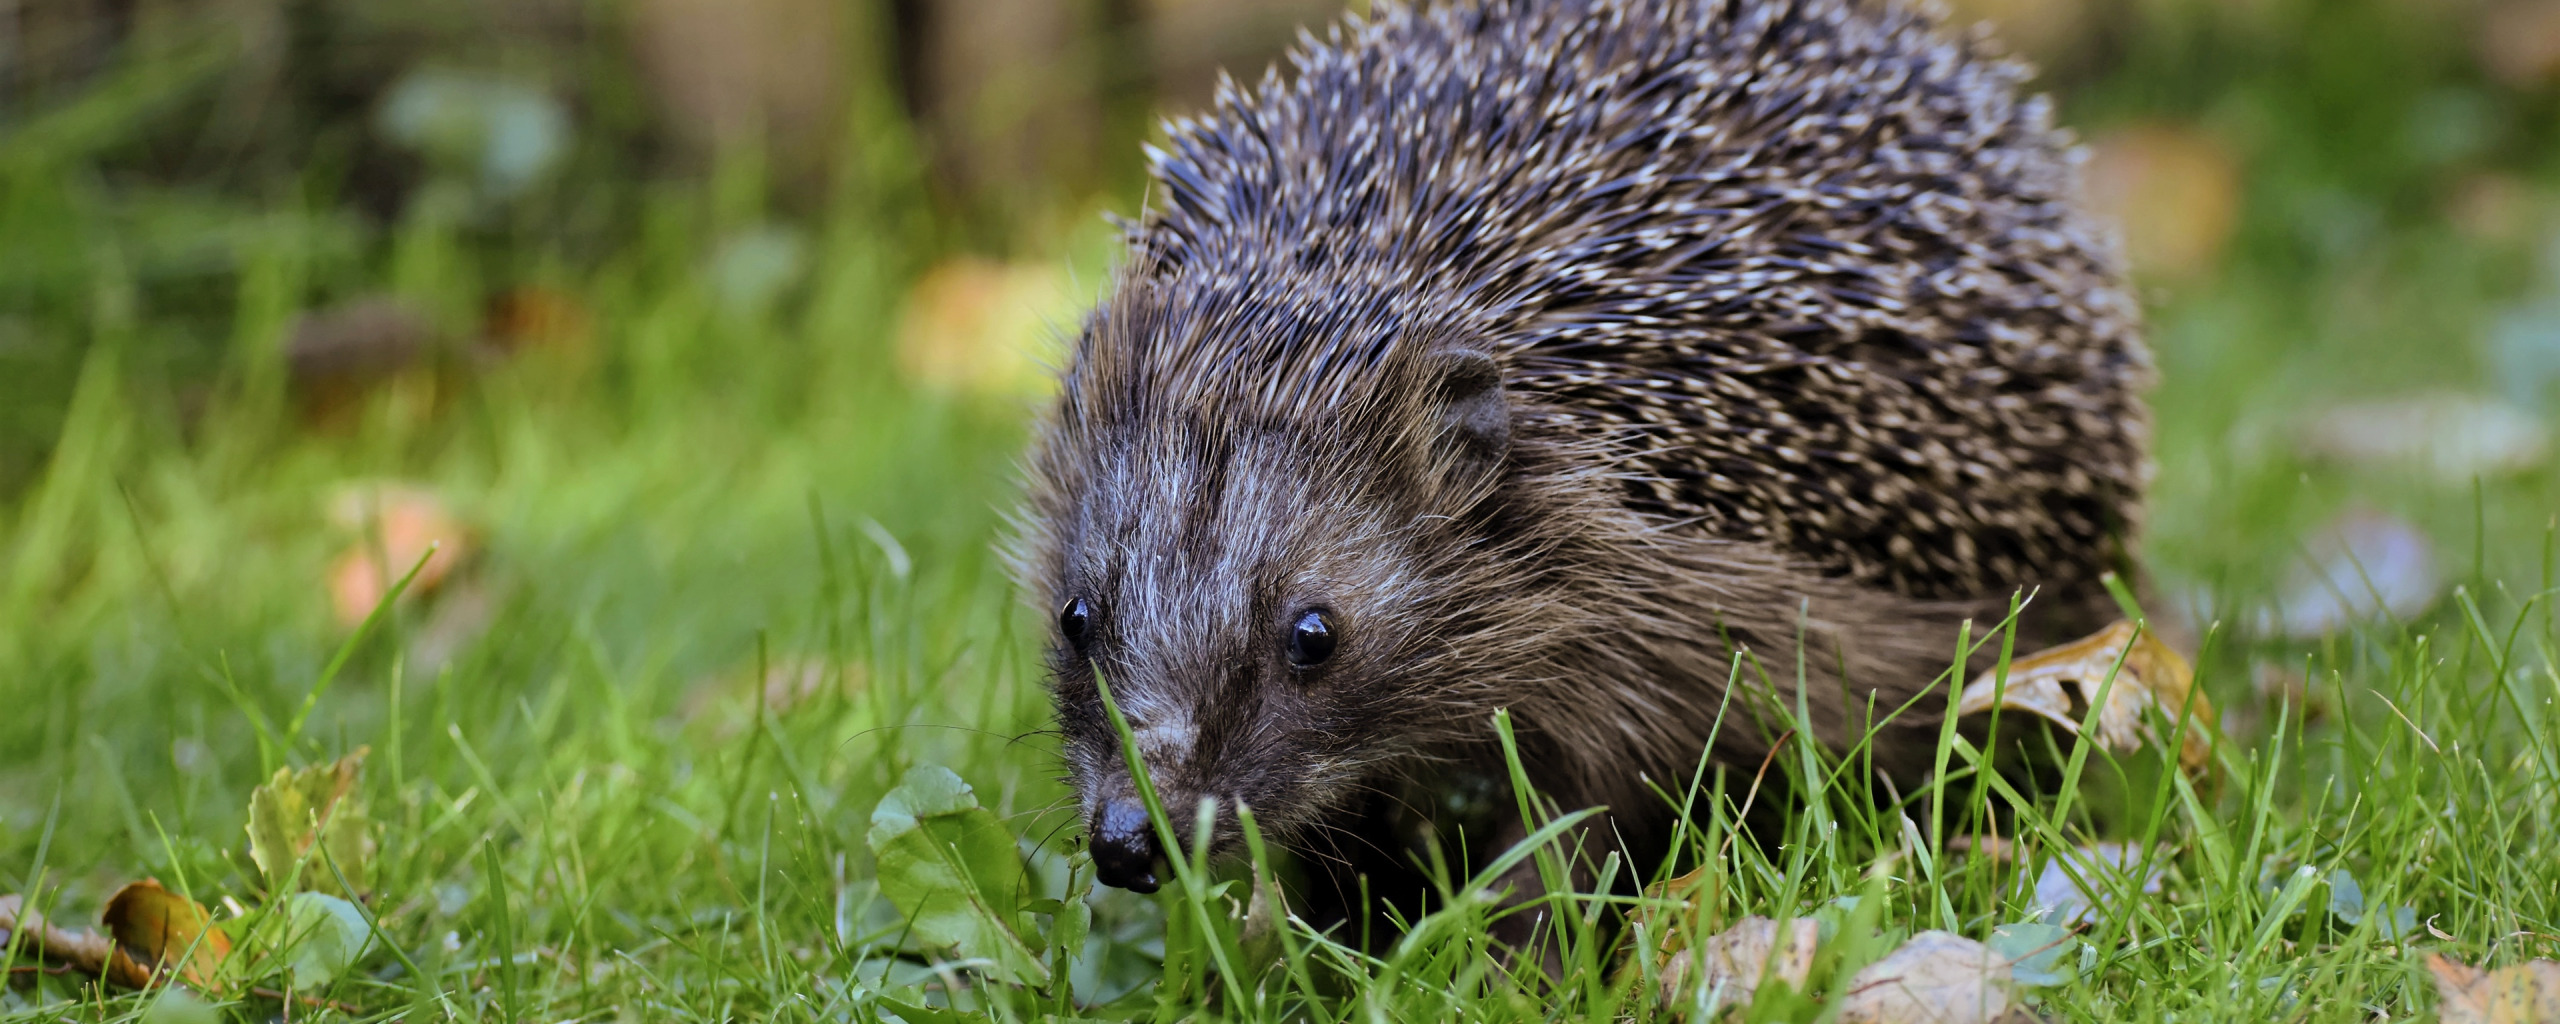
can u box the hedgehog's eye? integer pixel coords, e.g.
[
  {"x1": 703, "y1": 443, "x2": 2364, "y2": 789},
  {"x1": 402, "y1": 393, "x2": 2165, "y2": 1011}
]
[
  {"x1": 1287, "y1": 609, "x2": 1338, "y2": 667},
  {"x1": 1059, "y1": 599, "x2": 1095, "y2": 649}
]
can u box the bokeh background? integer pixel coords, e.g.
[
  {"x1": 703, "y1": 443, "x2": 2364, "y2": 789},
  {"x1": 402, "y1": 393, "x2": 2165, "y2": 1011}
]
[{"x1": 3, "y1": 0, "x2": 2559, "y2": 1012}]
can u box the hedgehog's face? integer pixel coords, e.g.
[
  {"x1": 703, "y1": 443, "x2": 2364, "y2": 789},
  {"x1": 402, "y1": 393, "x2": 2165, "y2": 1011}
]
[{"x1": 1027, "y1": 350, "x2": 1509, "y2": 892}]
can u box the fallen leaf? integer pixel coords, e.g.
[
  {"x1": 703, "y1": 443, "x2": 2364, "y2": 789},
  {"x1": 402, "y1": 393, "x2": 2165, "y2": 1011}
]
[
  {"x1": 2324, "y1": 868, "x2": 2418, "y2": 941},
  {"x1": 141, "y1": 987, "x2": 220, "y2": 1024},
  {"x1": 2082, "y1": 124, "x2": 2243, "y2": 280},
  {"x1": 267, "y1": 892, "x2": 373, "y2": 987},
  {"x1": 1656, "y1": 914, "x2": 1819, "y2": 1011},
  {"x1": 1840, "y1": 931, "x2": 2016, "y2": 1024},
  {"x1": 1, "y1": 892, "x2": 141, "y2": 985},
  {"x1": 102, "y1": 880, "x2": 231, "y2": 990},
  {"x1": 1958, "y1": 620, "x2": 2217, "y2": 776},
  {"x1": 2430, "y1": 954, "x2": 2560, "y2": 1024},
  {"x1": 2294, "y1": 393, "x2": 2551, "y2": 483},
  {"x1": 2257, "y1": 510, "x2": 2444, "y2": 639},
  {"x1": 326, "y1": 483, "x2": 472, "y2": 628},
  {"x1": 865, "y1": 764, "x2": 1049, "y2": 984},
  {"x1": 893, "y1": 257, "x2": 1077, "y2": 398},
  {"x1": 246, "y1": 747, "x2": 377, "y2": 900},
  {"x1": 1987, "y1": 921, "x2": 2076, "y2": 988},
  {"x1": 2028, "y1": 843, "x2": 2165, "y2": 927}
]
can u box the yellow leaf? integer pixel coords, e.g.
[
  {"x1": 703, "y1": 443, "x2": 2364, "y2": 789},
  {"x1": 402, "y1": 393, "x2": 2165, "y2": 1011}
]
[
  {"x1": 101, "y1": 879, "x2": 231, "y2": 991},
  {"x1": 1957, "y1": 620, "x2": 2217, "y2": 776}
]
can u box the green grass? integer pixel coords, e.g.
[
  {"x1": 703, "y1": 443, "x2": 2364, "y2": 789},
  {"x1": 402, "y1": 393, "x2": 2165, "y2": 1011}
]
[{"x1": 6, "y1": 1, "x2": 2560, "y2": 1019}]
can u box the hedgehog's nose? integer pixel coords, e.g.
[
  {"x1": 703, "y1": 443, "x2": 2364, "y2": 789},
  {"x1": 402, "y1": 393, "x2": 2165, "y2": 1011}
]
[{"x1": 1090, "y1": 797, "x2": 1161, "y2": 893}]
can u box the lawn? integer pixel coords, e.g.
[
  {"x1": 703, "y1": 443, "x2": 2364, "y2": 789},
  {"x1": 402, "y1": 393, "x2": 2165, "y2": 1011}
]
[{"x1": 3, "y1": 0, "x2": 2558, "y2": 1020}]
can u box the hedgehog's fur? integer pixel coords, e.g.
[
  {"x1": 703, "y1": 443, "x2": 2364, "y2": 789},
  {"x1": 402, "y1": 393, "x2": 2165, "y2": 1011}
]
[{"x1": 1021, "y1": 0, "x2": 2150, "y2": 919}]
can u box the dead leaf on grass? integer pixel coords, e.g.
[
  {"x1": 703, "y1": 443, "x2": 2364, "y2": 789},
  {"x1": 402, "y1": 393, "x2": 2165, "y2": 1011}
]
[
  {"x1": 247, "y1": 747, "x2": 378, "y2": 900},
  {"x1": 1657, "y1": 914, "x2": 1820, "y2": 1011},
  {"x1": 2430, "y1": 954, "x2": 2560, "y2": 1024},
  {"x1": 102, "y1": 880, "x2": 231, "y2": 990},
  {"x1": 1958, "y1": 620, "x2": 2216, "y2": 776},
  {"x1": 1839, "y1": 931, "x2": 2016, "y2": 1024},
  {"x1": 2032, "y1": 843, "x2": 2166, "y2": 927},
  {"x1": 1, "y1": 892, "x2": 139, "y2": 985},
  {"x1": 326, "y1": 483, "x2": 472, "y2": 628}
]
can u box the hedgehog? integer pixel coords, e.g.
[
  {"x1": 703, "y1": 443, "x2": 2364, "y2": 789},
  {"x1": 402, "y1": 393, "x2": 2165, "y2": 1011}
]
[{"x1": 1017, "y1": 0, "x2": 2151, "y2": 934}]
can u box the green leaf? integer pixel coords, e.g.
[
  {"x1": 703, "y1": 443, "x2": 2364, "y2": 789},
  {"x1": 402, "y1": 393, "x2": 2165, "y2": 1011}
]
[
  {"x1": 245, "y1": 748, "x2": 377, "y2": 899},
  {"x1": 139, "y1": 988, "x2": 219, "y2": 1024},
  {"x1": 1990, "y1": 920, "x2": 2079, "y2": 988},
  {"x1": 273, "y1": 892, "x2": 373, "y2": 986},
  {"x1": 2325, "y1": 868, "x2": 2366, "y2": 922},
  {"x1": 866, "y1": 764, "x2": 1050, "y2": 985},
  {"x1": 2325, "y1": 868, "x2": 2416, "y2": 940}
]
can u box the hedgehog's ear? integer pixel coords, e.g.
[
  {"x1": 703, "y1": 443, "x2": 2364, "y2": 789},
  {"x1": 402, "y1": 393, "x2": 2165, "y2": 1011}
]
[{"x1": 1430, "y1": 348, "x2": 1510, "y2": 483}]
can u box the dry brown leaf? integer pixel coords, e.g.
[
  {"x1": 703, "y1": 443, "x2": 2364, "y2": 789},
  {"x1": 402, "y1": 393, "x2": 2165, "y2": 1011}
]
[
  {"x1": 326, "y1": 483, "x2": 472, "y2": 628},
  {"x1": 102, "y1": 880, "x2": 231, "y2": 990},
  {"x1": 1958, "y1": 620, "x2": 2217, "y2": 775},
  {"x1": 1657, "y1": 915, "x2": 1819, "y2": 1011},
  {"x1": 2430, "y1": 954, "x2": 2560, "y2": 1024},
  {"x1": 1839, "y1": 931, "x2": 2015, "y2": 1024},
  {"x1": 2029, "y1": 842, "x2": 2165, "y2": 926},
  {"x1": 2082, "y1": 124, "x2": 2243, "y2": 280},
  {"x1": 893, "y1": 257, "x2": 1077, "y2": 398},
  {"x1": 0, "y1": 892, "x2": 141, "y2": 985}
]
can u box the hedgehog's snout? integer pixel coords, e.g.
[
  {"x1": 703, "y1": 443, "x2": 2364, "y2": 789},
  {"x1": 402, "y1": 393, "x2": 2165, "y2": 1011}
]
[{"x1": 1089, "y1": 797, "x2": 1162, "y2": 892}]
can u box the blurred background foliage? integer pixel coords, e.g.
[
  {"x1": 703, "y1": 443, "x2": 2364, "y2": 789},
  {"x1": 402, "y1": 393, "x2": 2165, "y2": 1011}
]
[
  {"x1": 8, "y1": 0, "x2": 2560, "y2": 485},
  {"x1": 4, "y1": 0, "x2": 2560, "y2": 910},
  {"x1": 10, "y1": 0, "x2": 2560, "y2": 479}
]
